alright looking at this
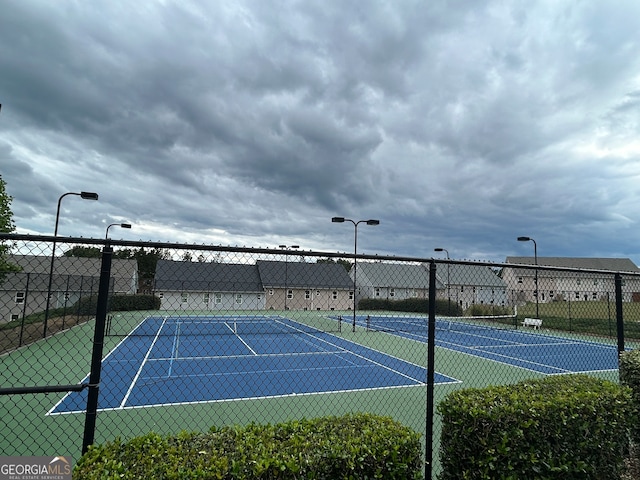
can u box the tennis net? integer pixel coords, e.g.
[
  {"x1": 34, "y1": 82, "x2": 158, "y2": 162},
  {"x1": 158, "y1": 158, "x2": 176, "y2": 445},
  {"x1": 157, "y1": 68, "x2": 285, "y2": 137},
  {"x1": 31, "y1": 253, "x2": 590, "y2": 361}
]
[
  {"x1": 106, "y1": 315, "x2": 342, "y2": 337},
  {"x1": 364, "y1": 314, "x2": 518, "y2": 334}
]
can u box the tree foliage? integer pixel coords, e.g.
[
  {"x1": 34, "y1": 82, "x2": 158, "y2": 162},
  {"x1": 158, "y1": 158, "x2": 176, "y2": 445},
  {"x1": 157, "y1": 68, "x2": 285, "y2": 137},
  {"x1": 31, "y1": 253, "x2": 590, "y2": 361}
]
[
  {"x1": 0, "y1": 175, "x2": 20, "y2": 276},
  {"x1": 60, "y1": 244, "x2": 169, "y2": 281},
  {"x1": 63, "y1": 246, "x2": 102, "y2": 258},
  {"x1": 317, "y1": 257, "x2": 352, "y2": 272}
]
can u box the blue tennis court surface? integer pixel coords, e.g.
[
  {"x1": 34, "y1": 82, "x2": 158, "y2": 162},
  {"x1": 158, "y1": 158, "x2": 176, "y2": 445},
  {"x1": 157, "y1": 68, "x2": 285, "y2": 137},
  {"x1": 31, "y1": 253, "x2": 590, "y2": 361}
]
[
  {"x1": 51, "y1": 315, "x2": 454, "y2": 414},
  {"x1": 358, "y1": 314, "x2": 619, "y2": 375}
]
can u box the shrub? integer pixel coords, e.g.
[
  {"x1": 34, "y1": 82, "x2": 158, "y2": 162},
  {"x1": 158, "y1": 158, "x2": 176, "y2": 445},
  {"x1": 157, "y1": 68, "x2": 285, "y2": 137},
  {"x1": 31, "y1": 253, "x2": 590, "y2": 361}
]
[
  {"x1": 74, "y1": 413, "x2": 423, "y2": 479},
  {"x1": 619, "y1": 349, "x2": 640, "y2": 445},
  {"x1": 74, "y1": 294, "x2": 160, "y2": 315},
  {"x1": 437, "y1": 375, "x2": 633, "y2": 479},
  {"x1": 358, "y1": 297, "x2": 462, "y2": 316},
  {"x1": 464, "y1": 303, "x2": 512, "y2": 317}
]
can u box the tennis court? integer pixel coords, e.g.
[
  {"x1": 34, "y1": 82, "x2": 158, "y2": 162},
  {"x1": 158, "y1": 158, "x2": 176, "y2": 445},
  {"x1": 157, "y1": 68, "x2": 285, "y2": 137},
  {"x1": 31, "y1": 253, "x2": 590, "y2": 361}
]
[
  {"x1": 358, "y1": 314, "x2": 619, "y2": 375},
  {"x1": 50, "y1": 315, "x2": 456, "y2": 414}
]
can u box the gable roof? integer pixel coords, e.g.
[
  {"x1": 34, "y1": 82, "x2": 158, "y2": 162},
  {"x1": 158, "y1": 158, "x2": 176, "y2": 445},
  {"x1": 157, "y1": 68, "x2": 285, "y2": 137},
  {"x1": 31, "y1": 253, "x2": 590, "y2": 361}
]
[
  {"x1": 256, "y1": 260, "x2": 353, "y2": 289},
  {"x1": 155, "y1": 259, "x2": 263, "y2": 292},
  {"x1": 8, "y1": 254, "x2": 137, "y2": 278},
  {"x1": 4, "y1": 254, "x2": 138, "y2": 293},
  {"x1": 505, "y1": 257, "x2": 640, "y2": 273},
  {"x1": 355, "y1": 262, "x2": 443, "y2": 289},
  {"x1": 438, "y1": 263, "x2": 505, "y2": 287}
]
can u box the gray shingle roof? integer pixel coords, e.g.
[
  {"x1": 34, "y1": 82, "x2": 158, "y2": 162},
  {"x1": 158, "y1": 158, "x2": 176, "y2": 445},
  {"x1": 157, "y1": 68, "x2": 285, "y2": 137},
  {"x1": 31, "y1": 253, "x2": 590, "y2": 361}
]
[
  {"x1": 4, "y1": 254, "x2": 138, "y2": 293},
  {"x1": 439, "y1": 264, "x2": 505, "y2": 287},
  {"x1": 356, "y1": 262, "x2": 442, "y2": 289},
  {"x1": 155, "y1": 260, "x2": 264, "y2": 292},
  {"x1": 505, "y1": 257, "x2": 640, "y2": 273},
  {"x1": 256, "y1": 260, "x2": 353, "y2": 289}
]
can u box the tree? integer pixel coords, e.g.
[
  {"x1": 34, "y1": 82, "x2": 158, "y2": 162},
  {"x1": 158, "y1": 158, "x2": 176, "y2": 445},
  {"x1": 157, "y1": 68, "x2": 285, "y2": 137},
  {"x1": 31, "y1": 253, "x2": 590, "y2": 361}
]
[
  {"x1": 0, "y1": 175, "x2": 20, "y2": 277},
  {"x1": 62, "y1": 246, "x2": 102, "y2": 258},
  {"x1": 134, "y1": 247, "x2": 170, "y2": 282},
  {"x1": 317, "y1": 257, "x2": 352, "y2": 272}
]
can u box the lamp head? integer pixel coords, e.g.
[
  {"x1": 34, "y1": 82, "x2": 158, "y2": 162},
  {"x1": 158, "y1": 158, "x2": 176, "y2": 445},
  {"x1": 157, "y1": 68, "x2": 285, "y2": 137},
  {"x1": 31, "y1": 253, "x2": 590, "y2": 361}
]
[
  {"x1": 434, "y1": 248, "x2": 444, "y2": 252},
  {"x1": 332, "y1": 217, "x2": 345, "y2": 223},
  {"x1": 80, "y1": 192, "x2": 99, "y2": 200},
  {"x1": 517, "y1": 236, "x2": 531, "y2": 242},
  {"x1": 121, "y1": 223, "x2": 132, "y2": 229},
  {"x1": 365, "y1": 219, "x2": 380, "y2": 225}
]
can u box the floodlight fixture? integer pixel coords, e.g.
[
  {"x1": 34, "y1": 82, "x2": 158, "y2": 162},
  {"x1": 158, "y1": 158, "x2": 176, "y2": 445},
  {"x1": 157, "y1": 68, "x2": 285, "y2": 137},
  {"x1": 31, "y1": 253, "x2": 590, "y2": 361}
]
[
  {"x1": 44, "y1": 190, "x2": 99, "y2": 337},
  {"x1": 331, "y1": 216, "x2": 380, "y2": 331},
  {"x1": 517, "y1": 236, "x2": 539, "y2": 319},
  {"x1": 106, "y1": 222, "x2": 132, "y2": 240}
]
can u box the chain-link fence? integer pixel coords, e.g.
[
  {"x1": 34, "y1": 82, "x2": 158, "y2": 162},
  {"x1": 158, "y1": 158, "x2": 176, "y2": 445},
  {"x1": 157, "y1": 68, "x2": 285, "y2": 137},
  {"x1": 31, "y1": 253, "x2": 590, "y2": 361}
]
[{"x1": 1, "y1": 234, "x2": 639, "y2": 478}]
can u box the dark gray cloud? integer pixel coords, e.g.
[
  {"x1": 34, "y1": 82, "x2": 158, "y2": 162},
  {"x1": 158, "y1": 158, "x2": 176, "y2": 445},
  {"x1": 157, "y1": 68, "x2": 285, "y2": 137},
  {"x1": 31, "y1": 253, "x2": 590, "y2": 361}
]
[{"x1": 2, "y1": 0, "x2": 640, "y2": 262}]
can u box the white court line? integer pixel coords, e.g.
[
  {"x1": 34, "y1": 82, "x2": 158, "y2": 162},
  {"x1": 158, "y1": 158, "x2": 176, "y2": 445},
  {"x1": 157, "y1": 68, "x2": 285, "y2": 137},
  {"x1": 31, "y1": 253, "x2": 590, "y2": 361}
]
[{"x1": 120, "y1": 316, "x2": 170, "y2": 408}]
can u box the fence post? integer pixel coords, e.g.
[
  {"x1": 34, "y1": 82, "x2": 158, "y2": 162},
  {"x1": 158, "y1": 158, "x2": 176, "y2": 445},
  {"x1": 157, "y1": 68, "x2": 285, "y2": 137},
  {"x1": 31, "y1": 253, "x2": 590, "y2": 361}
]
[
  {"x1": 425, "y1": 260, "x2": 437, "y2": 480},
  {"x1": 615, "y1": 273, "x2": 624, "y2": 357},
  {"x1": 82, "y1": 245, "x2": 113, "y2": 454}
]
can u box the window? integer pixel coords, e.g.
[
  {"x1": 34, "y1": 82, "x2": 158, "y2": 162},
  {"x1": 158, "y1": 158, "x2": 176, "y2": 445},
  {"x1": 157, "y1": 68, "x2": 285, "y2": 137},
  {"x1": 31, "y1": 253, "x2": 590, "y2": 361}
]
[
  {"x1": 575, "y1": 291, "x2": 580, "y2": 299},
  {"x1": 235, "y1": 293, "x2": 243, "y2": 304},
  {"x1": 181, "y1": 293, "x2": 188, "y2": 304},
  {"x1": 14, "y1": 292, "x2": 25, "y2": 304},
  {"x1": 287, "y1": 289, "x2": 293, "y2": 299},
  {"x1": 577, "y1": 279, "x2": 581, "y2": 285},
  {"x1": 375, "y1": 287, "x2": 380, "y2": 297},
  {"x1": 10, "y1": 314, "x2": 19, "y2": 322},
  {"x1": 305, "y1": 290, "x2": 311, "y2": 299},
  {"x1": 347, "y1": 291, "x2": 353, "y2": 300},
  {"x1": 203, "y1": 292, "x2": 210, "y2": 304},
  {"x1": 269, "y1": 289, "x2": 274, "y2": 295},
  {"x1": 517, "y1": 277, "x2": 523, "y2": 284},
  {"x1": 390, "y1": 288, "x2": 395, "y2": 298},
  {"x1": 215, "y1": 293, "x2": 222, "y2": 304}
]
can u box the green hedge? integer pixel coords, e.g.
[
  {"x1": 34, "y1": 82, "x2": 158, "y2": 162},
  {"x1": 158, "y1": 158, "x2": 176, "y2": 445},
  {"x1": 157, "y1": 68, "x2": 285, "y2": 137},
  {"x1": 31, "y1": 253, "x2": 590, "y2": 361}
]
[
  {"x1": 358, "y1": 297, "x2": 462, "y2": 316},
  {"x1": 620, "y1": 349, "x2": 640, "y2": 445},
  {"x1": 75, "y1": 294, "x2": 160, "y2": 315},
  {"x1": 73, "y1": 413, "x2": 423, "y2": 480},
  {"x1": 437, "y1": 375, "x2": 633, "y2": 479}
]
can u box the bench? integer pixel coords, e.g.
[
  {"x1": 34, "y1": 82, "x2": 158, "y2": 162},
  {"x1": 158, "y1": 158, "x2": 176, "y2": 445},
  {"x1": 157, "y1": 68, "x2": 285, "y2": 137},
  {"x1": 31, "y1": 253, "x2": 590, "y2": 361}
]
[{"x1": 522, "y1": 317, "x2": 542, "y2": 329}]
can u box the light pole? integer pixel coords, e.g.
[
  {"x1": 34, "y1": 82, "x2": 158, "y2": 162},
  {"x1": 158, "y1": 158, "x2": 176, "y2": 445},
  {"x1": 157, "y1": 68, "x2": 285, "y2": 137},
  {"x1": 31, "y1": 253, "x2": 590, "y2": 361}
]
[
  {"x1": 105, "y1": 222, "x2": 132, "y2": 242},
  {"x1": 517, "y1": 236, "x2": 539, "y2": 319},
  {"x1": 279, "y1": 245, "x2": 299, "y2": 310},
  {"x1": 434, "y1": 248, "x2": 450, "y2": 315},
  {"x1": 332, "y1": 217, "x2": 380, "y2": 331},
  {"x1": 44, "y1": 191, "x2": 99, "y2": 337}
]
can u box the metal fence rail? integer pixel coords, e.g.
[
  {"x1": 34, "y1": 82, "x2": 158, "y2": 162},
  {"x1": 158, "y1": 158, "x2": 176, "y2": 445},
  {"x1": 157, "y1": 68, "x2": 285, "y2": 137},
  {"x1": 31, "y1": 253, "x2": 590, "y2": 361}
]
[{"x1": 1, "y1": 234, "x2": 639, "y2": 478}]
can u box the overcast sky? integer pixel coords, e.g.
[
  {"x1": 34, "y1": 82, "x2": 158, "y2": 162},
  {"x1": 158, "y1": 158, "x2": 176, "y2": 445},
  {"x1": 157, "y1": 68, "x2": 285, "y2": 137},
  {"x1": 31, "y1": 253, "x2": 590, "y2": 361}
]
[{"x1": 2, "y1": 1, "x2": 640, "y2": 263}]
